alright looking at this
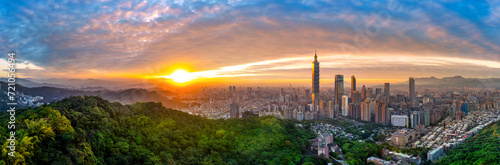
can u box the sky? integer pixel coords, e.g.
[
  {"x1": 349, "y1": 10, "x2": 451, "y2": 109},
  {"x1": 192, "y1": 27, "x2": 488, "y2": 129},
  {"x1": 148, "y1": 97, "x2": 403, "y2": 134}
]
[{"x1": 1, "y1": 0, "x2": 500, "y2": 86}]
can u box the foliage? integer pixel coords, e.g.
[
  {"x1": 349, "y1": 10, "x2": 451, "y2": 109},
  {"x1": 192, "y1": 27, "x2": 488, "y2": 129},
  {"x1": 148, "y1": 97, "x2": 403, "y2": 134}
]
[
  {"x1": 1, "y1": 96, "x2": 314, "y2": 164},
  {"x1": 434, "y1": 120, "x2": 500, "y2": 165},
  {"x1": 334, "y1": 138, "x2": 383, "y2": 165}
]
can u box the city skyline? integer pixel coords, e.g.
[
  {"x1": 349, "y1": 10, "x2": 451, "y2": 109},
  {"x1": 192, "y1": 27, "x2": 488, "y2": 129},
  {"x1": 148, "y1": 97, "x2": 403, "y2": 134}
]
[{"x1": 1, "y1": 0, "x2": 500, "y2": 86}]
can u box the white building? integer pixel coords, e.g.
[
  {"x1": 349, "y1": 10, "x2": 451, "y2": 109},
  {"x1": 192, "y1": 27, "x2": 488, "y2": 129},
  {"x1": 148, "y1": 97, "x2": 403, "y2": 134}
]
[
  {"x1": 391, "y1": 115, "x2": 408, "y2": 127},
  {"x1": 427, "y1": 146, "x2": 445, "y2": 162},
  {"x1": 342, "y1": 95, "x2": 349, "y2": 116}
]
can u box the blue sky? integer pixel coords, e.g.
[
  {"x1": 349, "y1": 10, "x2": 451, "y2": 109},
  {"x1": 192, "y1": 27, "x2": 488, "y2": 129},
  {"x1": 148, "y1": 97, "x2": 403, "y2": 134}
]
[{"x1": 1, "y1": 0, "x2": 500, "y2": 84}]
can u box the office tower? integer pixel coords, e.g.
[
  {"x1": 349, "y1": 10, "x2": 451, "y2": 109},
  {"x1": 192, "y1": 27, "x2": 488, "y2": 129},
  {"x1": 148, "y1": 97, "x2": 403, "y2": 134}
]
[
  {"x1": 361, "y1": 85, "x2": 367, "y2": 100},
  {"x1": 342, "y1": 95, "x2": 349, "y2": 116},
  {"x1": 312, "y1": 50, "x2": 320, "y2": 110},
  {"x1": 355, "y1": 103, "x2": 361, "y2": 119},
  {"x1": 305, "y1": 89, "x2": 310, "y2": 101},
  {"x1": 384, "y1": 83, "x2": 390, "y2": 101},
  {"x1": 230, "y1": 102, "x2": 239, "y2": 119},
  {"x1": 422, "y1": 110, "x2": 430, "y2": 126},
  {"x1": 348, "y1": 103, "x2": 354, "y2": 117},
  {"x1": 451, "y1": 100, "x2": 457, "y2": 119},
  {"x1": 335, "y1": 75, "x2": 344, "y2": 109},
  {"x1": 229, "y1": 86, "x2": 232, "y2": 92},
  {"x1": 361, "y1": 101, "x2": 370, "y2": 121},
  {"x1": 376, "y1": 101, "x2": 387, "y2": 125},
  {"x1": 319, "y1": 101, "x2": 325, "y2": 116},
  {"x1": 233, "y1": 86, "x2": 236, "y2": 92},
  {"x1": 351, "y1": 75, "x2": 356, "y2": 94},
  {"x1": 409, "y1": 77, "x2": 415, "y2": 104},
  {"x1": 375, "y1": 88, "x2": 382, "y2": 99},
  {"x1": 352, "y1": 91, "x2": 362, "y2": 104},
  {"x1": 283, "y1": 108, "x2": 293, "y2": 119},
  {"x1": 367, "y1": 88, "x2": 374, "y2": 99},
  {"x1": 328, "y1": 101, "x2": 335, "y2": 118},
  {"x1": 461, "y1": 102, "x2": 469, "y2": 116},
  {"x1": 369, "y1": 98, "x2": 377, "y2": 121},
  {"x1": 411, "y1": 111, "x2": 420, "y2": 128},
  {"x1": 375, "y1": 102, "x2": 382, "y2": 124}
]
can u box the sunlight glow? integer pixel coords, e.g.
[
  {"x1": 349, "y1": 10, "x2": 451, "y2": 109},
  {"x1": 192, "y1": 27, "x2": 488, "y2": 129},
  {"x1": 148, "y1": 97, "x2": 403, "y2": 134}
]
[{"x1": 162, "y1": 69, "x2": 196, "y2": 83}]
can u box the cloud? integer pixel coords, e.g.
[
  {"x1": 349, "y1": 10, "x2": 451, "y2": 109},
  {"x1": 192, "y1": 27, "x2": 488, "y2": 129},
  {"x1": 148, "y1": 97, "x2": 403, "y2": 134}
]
[{"x1": 0, "y1": 0, "x2": 499, "y2": 81}]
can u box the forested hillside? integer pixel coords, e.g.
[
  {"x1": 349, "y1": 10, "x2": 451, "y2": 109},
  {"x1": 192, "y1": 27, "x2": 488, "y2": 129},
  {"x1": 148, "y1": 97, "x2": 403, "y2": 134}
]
[
  {"x1": 0, "y1": 96, "x2": 315, "y2": 165},
  {"x1": 435, "y1": 120, "x2": 500, "y2": 165}
]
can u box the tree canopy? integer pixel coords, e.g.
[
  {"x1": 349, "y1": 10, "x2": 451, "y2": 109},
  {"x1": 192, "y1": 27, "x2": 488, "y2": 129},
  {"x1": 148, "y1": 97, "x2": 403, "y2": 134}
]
[{"x1": 1, "y1": 96, "x2": 315, "y2": 165}]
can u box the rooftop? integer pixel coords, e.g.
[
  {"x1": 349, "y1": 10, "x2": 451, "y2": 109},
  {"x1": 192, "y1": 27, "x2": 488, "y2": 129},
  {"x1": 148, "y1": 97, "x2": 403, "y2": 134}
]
[{"x1": 392, "y1": 128, "x2": 415, "y2": 136}]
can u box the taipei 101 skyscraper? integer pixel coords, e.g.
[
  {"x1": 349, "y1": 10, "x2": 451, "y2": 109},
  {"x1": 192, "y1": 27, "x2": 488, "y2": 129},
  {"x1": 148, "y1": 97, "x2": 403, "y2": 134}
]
[{"x1": 312, "y1": 50, "x2": 320, "y2": 111}]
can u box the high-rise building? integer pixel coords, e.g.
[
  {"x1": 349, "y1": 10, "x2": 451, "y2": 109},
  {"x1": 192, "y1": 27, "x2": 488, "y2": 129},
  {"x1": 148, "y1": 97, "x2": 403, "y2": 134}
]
[
  {"x1": 348, "y1": 103, "x2": 354, "y2": 118},
  {"x1": 451, "y1": 100, "x2": 458, "y2": 119},
  {"x1": 230, "y1": 102, "x2": 239, "y2": 119},
  {"x1": 361, "y1": 101, "x2": 370, "y2": 121},
  {"x1": 361, "y1": 85, "x2": 367, "y2": 100},
  {"x1": 461, "y1": 102, "x2": 469, "y2": 116},
  {"x1": 328, "y1": 101, "x2": 336, "y2": 118},
  {"x1": 352, "y1": 91, "x2": 362, "y2": 104},
  {"x1": 422, "y1": 110, "x2": 430, "y2": 126},
  {"x1": 312, "y1": 51, "x2": 320, "y2": 110},
  {"x1": 409, "y1": 77, "x2": 415, "y2": 104},
  {"x1": 411, "y1": 111, "x2": 420, "y2": 128},
  {"x1": 355, "y1": 103, "x2": 361, "y2": 119},
  {"x1": 335, "y1": 75, "x2": 344, "y2": 109},
  {"x1": 367, "y1": 88, "x2": 374, "y2": 99},
  {"x1": 319, "y1": 101, "x2": 325, "y2": 116},
  {"x1": 375, "y1": 88, "x2": 382, "y2": 100},
  {"x1": 283, "y1": 108, "x2": 293, "y2": 119},
  {"x1": 384, "y1": 83, "x2": 390, "y2": 101},
  {"x1": 369, "y1": 98, "x2": 377, "y2": 122},
  {"x1": 351, "y1": 75, "x2": 356, "y2": 94},
  {"x1": 305, "y1": 89, "x2": 310, "y2": 101},
  {"x1": 376, "y1": 101, "x2": 387, "y2": 125},
  {"x1": 342, "y1": 95, "x2": 349, "y2": 116}
]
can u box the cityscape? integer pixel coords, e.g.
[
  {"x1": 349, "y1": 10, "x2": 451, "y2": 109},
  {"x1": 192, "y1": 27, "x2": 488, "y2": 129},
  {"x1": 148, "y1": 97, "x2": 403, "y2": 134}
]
[
  {"x1": 2, "y1": 0, "x2": 500, "y2": 165},
  {"x1": 174, "y1": 52, "x2": 500, "y2": 164}
]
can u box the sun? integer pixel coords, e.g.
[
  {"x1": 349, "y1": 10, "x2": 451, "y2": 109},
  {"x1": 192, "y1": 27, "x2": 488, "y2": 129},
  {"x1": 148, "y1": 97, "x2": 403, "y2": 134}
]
[{"x1": 164, "y1": 69, "x2": 195, "y2": 83}]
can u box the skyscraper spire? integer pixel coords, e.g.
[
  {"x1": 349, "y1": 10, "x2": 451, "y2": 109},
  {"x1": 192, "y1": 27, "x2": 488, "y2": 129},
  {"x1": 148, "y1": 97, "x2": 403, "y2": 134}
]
[
  {"x1": 312, "y1": 49, "x2": 320, "y2": 111},
  {"x1": 314, "y1": 49, "x2": 317, "y2": 61}
]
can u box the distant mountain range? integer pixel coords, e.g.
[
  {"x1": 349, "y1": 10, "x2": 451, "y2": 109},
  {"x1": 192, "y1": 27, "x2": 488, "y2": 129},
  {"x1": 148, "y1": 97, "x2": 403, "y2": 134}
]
[
  {"x1": 0, "y1": 78, "x2": 157, "y2": 90},
  {"x1": 0, "y1": 80, "x2": 186, "y2": 110},
  {"x1": 376, "y1": 76, "x2": 500, "y2": 89},
  {"x1": 408, "y1": 76, "x2": 500, "y2": 88}
]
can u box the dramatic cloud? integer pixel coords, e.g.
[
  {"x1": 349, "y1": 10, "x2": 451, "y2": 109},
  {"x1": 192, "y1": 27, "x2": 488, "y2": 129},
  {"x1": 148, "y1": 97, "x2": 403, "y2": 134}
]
[{"x1": 0, "y1": 0, "x2": 499, "y2": 82}]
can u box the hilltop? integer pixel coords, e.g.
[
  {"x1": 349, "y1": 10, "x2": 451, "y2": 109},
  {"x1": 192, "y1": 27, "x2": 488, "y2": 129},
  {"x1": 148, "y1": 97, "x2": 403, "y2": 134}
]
[{"x1": 0, "y1": 96, "x2": 315, "y2": 164}]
